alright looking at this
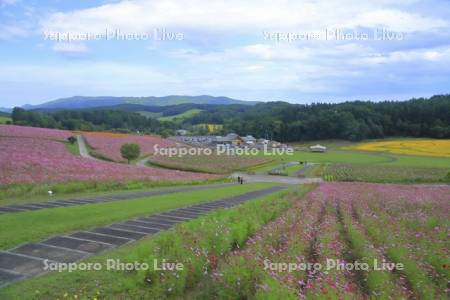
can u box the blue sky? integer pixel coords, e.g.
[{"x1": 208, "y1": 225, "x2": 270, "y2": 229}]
[{"x1": 1, "y1": 0, "x2": 449, "y2": 106}]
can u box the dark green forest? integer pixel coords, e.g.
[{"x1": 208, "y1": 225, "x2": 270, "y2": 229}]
[
  {"x1": 11, "y1": 108, "x2": 176, "y2": 137},
  {"x1": 10, "y1": 94, "x2": 450, "y2": 142}
]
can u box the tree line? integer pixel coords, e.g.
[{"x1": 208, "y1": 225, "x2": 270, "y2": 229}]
[
  {"x1": 10, "y1": 94, "x2": 450, "y2": 142},
  {"x1": 187, "y1": 95, "x2": 450, "y2": 141},
  {"x1": 11, "y1": 108, "x2": 176, "y2": 137}
]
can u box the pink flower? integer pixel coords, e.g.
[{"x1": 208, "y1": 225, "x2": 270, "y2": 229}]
[{"x1": 0, "y1": 136, "x2": 217, "y2": 185}]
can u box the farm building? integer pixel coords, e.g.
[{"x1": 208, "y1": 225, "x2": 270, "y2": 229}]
[
  {"x1": 242, "y1": 135, "x2": 257, "y2": 145},
  {"x1": 175, "y1": 129, "x2": 188, "y2": 136},
  {"x1": 172, "y1": 133, "x2": 285, "y2": 149},
  {"x1": 214, "y1": 133, "x2": 244, "y2": 146},
  {"x1": 310, "y1": 144, "x2": 327, "y2": 152},
  {"x1": 257, "y1": 138, "x2": 269, "y2": 145}
]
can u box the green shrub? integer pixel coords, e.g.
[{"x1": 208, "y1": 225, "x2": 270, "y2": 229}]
[{"x1": 120, "y1": 143, "x2": 141, "y2": 163}]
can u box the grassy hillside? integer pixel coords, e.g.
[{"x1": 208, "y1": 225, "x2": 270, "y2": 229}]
[
  {"x1": 0, "y1": 116, "x2": 11, "y2": 124},
  {"x1": 158, "y1": 109, "x2": 203, "y2": 122},
  {"x1": 136, "y1": 111, "x2": 162, "y2": 118}
]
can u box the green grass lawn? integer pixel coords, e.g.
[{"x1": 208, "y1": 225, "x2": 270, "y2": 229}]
[
  {"x1": 248, "y1": 142, "x2": 450, "y2": 183},
  {"x1": 158, "y1": 109, "x2": 203, "y2": 122},
  {"x1": 284, "y1": 164, "x2": 304, "y2": 176},
  {"x1": 263, "y1": 162, "x2": 304, "y2": 176},
  {"x1": 247, "y1": 160, "x2": 279, "y2": 174},
  {"x1": 381, "y1": 153, "x2": 450, "y2": 168},
  {"x1": 0, "y1": 182, "x2": 276, "y2": 250},
  {"x1": 0, "y1": 185, "x2": 306, "y2": 299},
  {"x1": 255, "y1": 149, "x2": 450, "y2": 168},
  {"x1": 250, "y1": 150, "x2": 388, "y2": 173},
  {"x1": 322, "y1": 163, "x2": 449, "y2": 183},
  {"x1": 0, "y1": 176, "x2": 227, "y2": 205},
  {"x1": 64, "y1": 141, "x2": 80, "y2": 156},
  {"x1": 0, "y1": 116, "x2": 11, "y2": 124},
  {"x1": 136, "y1": 111, "x2": 163, "y2": 118}
]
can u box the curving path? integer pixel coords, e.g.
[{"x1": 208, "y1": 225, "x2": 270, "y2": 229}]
[
  {"x1": 232, "y1": 172, "x2": 323, "y2": 185},
  {"x1": 292, "y1": 162, "x2": 314, "y2": 177},
  {"x1": 76, "y1": 135, "x2": 98, "y2": 160},
  {"x1": 136, "y1": 156, "x2": 151, "y2": 167}
]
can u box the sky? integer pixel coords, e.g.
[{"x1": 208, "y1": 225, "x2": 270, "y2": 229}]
[{"x1": 0, "y1": 0, "x2": 449, "y2": 107}]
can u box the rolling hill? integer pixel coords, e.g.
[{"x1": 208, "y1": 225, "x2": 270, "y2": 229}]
[
  {"x1": 0, "y1": 107, "x2": 12, "y2": 113},
  {"x1": 22, "y1": 95, "x2": 258, "y2": 111}
]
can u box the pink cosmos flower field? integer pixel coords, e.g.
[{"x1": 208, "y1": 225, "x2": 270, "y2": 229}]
[
  {"x1": 83, "y1": 131, "x2": 179, "y2": 162},
  {"x1": 203, "y1": 182, "x2": 450, "y2": 299},
  {"x1": 0, "y1": 124, "x2": 73, "y2": 141},
  {"x1": 0, "y1": 136, "x2": 215, "y2": 186}
]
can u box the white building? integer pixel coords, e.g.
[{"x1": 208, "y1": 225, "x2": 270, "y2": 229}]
[
  {"x1": 310, "y1": 144, "x2": 327, "y2": 152},
  {"x1": 175, "y1": 129, "x2": 188, "y2": 136}
]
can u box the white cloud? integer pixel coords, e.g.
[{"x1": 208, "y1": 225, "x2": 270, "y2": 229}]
[
  {"x1": 352, "y1": 46, "x2": 450, "y2": 65},
  {"x1": 40, "y1": 0, "x2": 447, "y2": 36},
  {"x1": 3, "y1": 0, "x2": 449, "y2": 103},
  {"x1": 344, "y1": 9, "x2": 448, "y2": 32}
]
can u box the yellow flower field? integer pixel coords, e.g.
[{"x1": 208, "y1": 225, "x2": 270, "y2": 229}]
[
  {"x1": 350, "y1": 139, "x2": 450, "y2": 158},
  {"x1": 194, "y1": 123, "x2": 223, "y2": 133}
]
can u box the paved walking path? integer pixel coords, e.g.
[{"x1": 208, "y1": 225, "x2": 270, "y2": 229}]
[
  {"x1": 0, "y1": 183, "x2": 236, "y2": 214},
  {"x1": 76, "y1": 135, "x2": 98, "y2": 160},
  {"x1": 0, "y1": 186, "x2": 285, "y2": 288},
  {"x1": 232, "y1": 172, "x2": 323, "y2": 185},
  {"x1": 136, "y1": 156, "x2": 151, "y2": 167},
  {"x1": 269, "y1": 161, "x2": 299, "y2": 173},
  {"x1": 292, "y1": 163, "x2": 314, "y2": 177}
]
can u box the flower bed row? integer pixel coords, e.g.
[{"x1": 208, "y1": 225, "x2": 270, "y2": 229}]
[{"x1": 193, "y1": 182, "x2": 449, "y2": 299}]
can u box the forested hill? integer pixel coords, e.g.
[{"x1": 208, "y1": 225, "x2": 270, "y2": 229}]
[
  {"x1": 10, "y1": 94, "x2": 450, "y2": 142},
  {"x1": 189, "y1": 95, "x2": 450, "y2": 141}
]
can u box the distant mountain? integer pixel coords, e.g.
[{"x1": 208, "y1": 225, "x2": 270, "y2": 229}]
[
  {"x1": 0, "y1": 107, "x2": 12, "y2": 113},
  {"x1": 22, "y1": 95, "x2": 258, "y2": 110}
]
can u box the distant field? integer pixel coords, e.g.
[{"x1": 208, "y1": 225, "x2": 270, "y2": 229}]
[
  {"x1": 136, "y1": 111, "x2": 162, "y2": 118},
  {"x1": 257, "y1": 149, "x2": 388, "y2": 165},
  {"x1": 254, "y1": 149, "x2": 450, "y2": 169},
  {"x1": 158, "y1": 109, "x2": 203, "y2": 122},
  {"x1": 349, "y1": 139, "x2": 450, "y2": 158},
  {"x1": 322, "y1": 163, "x2": 449, "y2": 183},
  {"x1": 150, "y1": 153, "x2": 271, "y2": 174},
  {"x1": 250, "y1": 139, "x2": 450, "y2": 181},
  {"x1": 193, "y1": 123, "x2": 223, "y2": 133},
  {"x1": 0, "y1": 116, "x2": 11, "y2": 124}
]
